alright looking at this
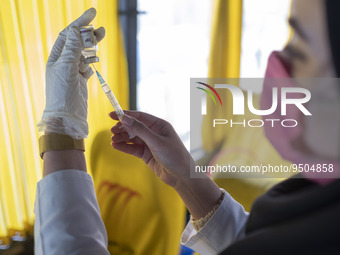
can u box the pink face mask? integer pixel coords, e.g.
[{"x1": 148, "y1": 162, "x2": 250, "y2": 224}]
[{"x1": 261, "y1": 51, "x2": 339, "y2": 185}]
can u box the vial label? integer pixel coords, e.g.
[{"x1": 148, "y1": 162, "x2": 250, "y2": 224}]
[{"x1": 80, "y1": 28, "x2": 96, "y2": 48}]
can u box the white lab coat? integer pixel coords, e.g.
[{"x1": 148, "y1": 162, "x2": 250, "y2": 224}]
[
  {"x1": 180, "y1": 190, "x2": 249, "y2": 254},
  {"x1": 34, "y1": 169, "x2": 249, "y2": 255}
]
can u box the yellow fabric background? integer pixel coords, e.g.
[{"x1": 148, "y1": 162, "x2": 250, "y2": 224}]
[{"x1": 90, "y1": 131, "x2": 186, "y2": 255}]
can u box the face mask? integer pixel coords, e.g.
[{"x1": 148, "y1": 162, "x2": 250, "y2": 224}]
[{"x1": 260, "y1": 51, "x2": 339, "y2": 184}]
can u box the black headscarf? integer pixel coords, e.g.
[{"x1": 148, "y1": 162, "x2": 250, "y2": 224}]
[
  {"x1": 220, "y1": 177, "x2": 340, "y2": 254},
  {"x1": 326, "y1": 0, "x2": 340, "y2": 77}
]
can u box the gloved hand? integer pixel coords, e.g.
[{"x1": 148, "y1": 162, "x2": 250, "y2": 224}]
[
  {"x1": 110, "y1": 111, "x2": 196, "y2": 188},
  {"x1": 38, "y1": 8, "x2": 105, "y2": 139}
]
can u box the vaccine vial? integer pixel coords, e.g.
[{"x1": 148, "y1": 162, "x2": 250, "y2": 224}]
[{"x1": 80, "y1": 25, "x2": 99, "y2": 64}]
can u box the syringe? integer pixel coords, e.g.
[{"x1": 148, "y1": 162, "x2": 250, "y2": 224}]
[{"x1": 92, "y1": 65, "x2": 135, "y2": 138}]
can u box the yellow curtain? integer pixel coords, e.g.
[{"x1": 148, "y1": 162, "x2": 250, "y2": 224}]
[
  {"x1": 202, "y1": 0, "x2": 243, "y2": 152},
  {"x1": 0, "y1": 0, "x2": 128, "y2": 244}
]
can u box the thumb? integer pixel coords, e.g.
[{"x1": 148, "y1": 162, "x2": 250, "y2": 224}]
[{"x1": 121, "y1": 114, "x2": 158, "y2": 145}]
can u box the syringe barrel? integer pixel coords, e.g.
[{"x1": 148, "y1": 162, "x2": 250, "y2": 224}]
[
  {"x1": 101, "y1": 82, "x2": 135, "y2": 139},
  {"x1": 101, "y1": 82, "x2": 124, "y2": 119}
]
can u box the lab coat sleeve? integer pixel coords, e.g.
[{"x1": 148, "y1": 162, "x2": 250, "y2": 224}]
[
  {"x1": 181, "y1": 189, "x2": 249, "y2": 255},
  {"x1": 34, "y1": 169, "x2": 110, "y2": 255}
]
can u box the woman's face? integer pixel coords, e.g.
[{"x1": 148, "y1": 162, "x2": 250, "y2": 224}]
[
  {"x1": 281, "y1": 0, "x2": 340, "y2": 161},
  {"x1": 282, "y1": 0, "x2": 336, "y2": 78}
]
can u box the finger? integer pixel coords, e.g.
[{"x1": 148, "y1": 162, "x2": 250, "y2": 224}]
[
  {"x1": 110, "y1": 111, "x2": 170, "y2": 137},
  {"x1": 48, "y1": 35, "x2": 67, "y2": 63},
  {"x1": 110, "y1": 111, "x2": 167, "y2": 130},
  {"x1": 79, "y1": 57, "x2": 93, "y2": 79},
  {"x1": 94, "y1": 27, "x2": 106, "y2": 43},
  {"x1": 48, "y1": 8, "x2": 96, "y2": 63},
  {"x1": 119, "y1": 114, "x2": 161, "y2": 148},
  {"x1": 112, "y1": 132, "x2": 132, "y2": 143},
  {"x1": 111, "y1": 122, "x2": 125, "y2": 134},
  {"x1": 112, "y1": 142, "x2": 146, "y2": 159},
  {"x1": 112, "y1": 122, "x2": 140, "y2": 135},
  {"x1": 62, "y1": 8, "x2": 96, "y2": 35},
  {"x1": 131, "y1": 136, "x2": 145, "y2": 145},
  {"x1": 109, "y1": 111, "x2": 119, "y2": 120},
  {"x1": 59, "y1": 27, "x2": 82, "y2": 63},
  {"x1": 79, "y1": 55, "x2": 88, "y2": 72},
  {"x1": 112, "y1": 132, "x2": 145, "y2": 145},
  {"x1": 110, "y1": 110, "x2": 160, "y2": 123},
  {"x1": 80, "y1": 66, "x2": 94, "y2": 79},
  {"x1": 112, "y1": 123, "x2": 142, "y2": 143}
]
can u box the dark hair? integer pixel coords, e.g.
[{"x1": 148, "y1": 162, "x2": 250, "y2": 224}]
[{"x1": 326, "y1": 0, "x2": 340, "y2": 77}]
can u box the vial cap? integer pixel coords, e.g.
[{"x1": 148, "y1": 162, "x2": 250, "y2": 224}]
[{"x1": 84, "y1": 56, "x2": 100, "y2": 64}]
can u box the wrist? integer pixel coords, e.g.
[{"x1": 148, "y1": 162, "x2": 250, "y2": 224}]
[
  {"x1": 39, "y1": 133, "x2": 87, "y2": 177},
  {"x1": 171, "y1": 157, "x2": 202, "y2": 189},
  {"x1": 173, "y1": 170, "x2": 208, "y2": 193},
  {"x1": 39, "y1": 133, "x2": 85, "y2": 159},
  {"x1": 43, "y1": 150, "x2": 87, "y2": 177},
  {"x1": 173, "y1": 173, "x2": 222, "y2": 219}
]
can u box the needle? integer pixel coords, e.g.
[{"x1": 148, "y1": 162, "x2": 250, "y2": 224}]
[{"x1": 91, "y1": 64, "x2": 135, "y2": 139}]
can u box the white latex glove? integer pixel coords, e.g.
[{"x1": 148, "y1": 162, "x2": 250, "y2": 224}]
[{"x1": 37, "y1": 8, "x2": 105, "y2": 139}]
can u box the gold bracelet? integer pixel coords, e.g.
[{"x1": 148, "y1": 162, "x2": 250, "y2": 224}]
[
  {"x1": 39, "y1": 133, "x2": 85, "y2": 159},
  {"x1": 191, "y1": 190, "x2": 225, "y2": 231}
]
